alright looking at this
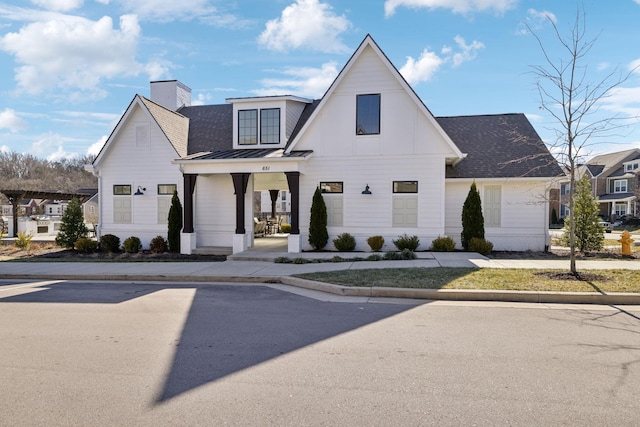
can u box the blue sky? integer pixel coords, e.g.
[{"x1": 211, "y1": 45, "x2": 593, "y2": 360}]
[{"x1": 0, "y1": 0, "x2": 639, "y2": 161}]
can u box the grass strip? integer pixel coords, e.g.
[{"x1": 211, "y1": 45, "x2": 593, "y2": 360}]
[{"x1": 295, "y1": 267, "x2": 640, "y2": 293}]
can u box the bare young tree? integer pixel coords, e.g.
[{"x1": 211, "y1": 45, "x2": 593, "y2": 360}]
[{"x1": 528, "y1": 9, "x2": 635, "y2": 275}]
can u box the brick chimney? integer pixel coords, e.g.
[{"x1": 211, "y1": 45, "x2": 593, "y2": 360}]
[{"x1": 150, "y1": 80, "x2": 191, "y2": 111}]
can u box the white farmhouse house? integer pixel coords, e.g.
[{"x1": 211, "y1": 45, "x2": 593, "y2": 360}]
[{"x1": 88, "y1": 35, "x2": 562, "y2": 254}]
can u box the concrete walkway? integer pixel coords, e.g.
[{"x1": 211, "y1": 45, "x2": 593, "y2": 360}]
[{"x1": 1, "y1": 251, "x2": 639, "y2": 305}]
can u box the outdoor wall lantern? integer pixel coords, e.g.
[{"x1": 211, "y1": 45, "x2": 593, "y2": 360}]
[
  {"x1": 134, "y1": 186, "x2": 146, "y2": 195},
  {"x1": 361, "y1": 184, "x2": 372, "y2": 195}
]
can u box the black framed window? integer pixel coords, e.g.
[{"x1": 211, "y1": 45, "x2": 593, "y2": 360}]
[
  {"x1": 356, "y1": 94, "x2": 380, "y2": 135},
  {"x1": 238, "y1": 109, "x2": 258, "y2": 145},
  {"x1": 113, "y1": 185, "x2": 131, "y2": 195},
  {"x1": 393, "y1": 181, "x2": 418, "y2": 193},
  {"x1": 158, "y1": 184, "x2": 177, "y2": 195},
  {"x1": 260, "y1": 108, "x2": 280, "y2": 144},
  {"x1": 320, "y1": 182, "x2": 343, "y2": 193}
]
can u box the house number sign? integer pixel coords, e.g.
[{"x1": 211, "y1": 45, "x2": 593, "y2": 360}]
[{"x1": 262, "y1": 166, "x2": 270, "y2": 171}]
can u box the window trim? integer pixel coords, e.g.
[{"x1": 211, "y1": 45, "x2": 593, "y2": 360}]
[
  {"x1": 356, "y1": 94, "x2": 381, "y2": 135},
  {"x1": 157, "y1": 184, "x2": 177, "y2": 195},
  {"x1": 259, "y1": 108, "x2": 281, "y2": 144},
  {"x1": 320, "y1": 182, "x2": 344, "y2": 194},
  {"x1": 392, "y1": 181, "x2": 418, "y2": 194},
  {"x1": 614, "y1": 179, "x2": 628, "y2": 193},
  {"x1": 238, "y1": 109, "x2": 258, "y2": 145},
  {"x1": 113, "y1": 185, "x2": 131, "y2": 195}
]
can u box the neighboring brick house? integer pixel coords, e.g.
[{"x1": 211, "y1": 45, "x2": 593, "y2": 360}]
[{"x1": 557, "y1": 148, "x2": 640, "y2": 221}]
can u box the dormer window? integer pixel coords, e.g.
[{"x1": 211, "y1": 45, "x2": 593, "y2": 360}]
[
  {"x1": 238, "y1": 108, "x2": 281, "y2": 145},
  {"x1": 356, "y1": 94, "x2": 380, "y2": 135},
  {"x1": 625, "y1": 162, "x2": 639, "y2": 172}
]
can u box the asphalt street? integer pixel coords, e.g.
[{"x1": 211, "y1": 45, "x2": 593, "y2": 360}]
[{"x1": 1, "y1": 279, "x2": 639, "y2": 426}]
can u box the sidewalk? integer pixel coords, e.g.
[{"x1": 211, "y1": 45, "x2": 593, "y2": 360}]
[{"x1": 1, "y1": 251, "x2": 640, "y2": 305}]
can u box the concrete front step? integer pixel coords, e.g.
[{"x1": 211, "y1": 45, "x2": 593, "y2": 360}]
[{"x1": 192, "y1": 246, "x2": 233, "y2": 256}]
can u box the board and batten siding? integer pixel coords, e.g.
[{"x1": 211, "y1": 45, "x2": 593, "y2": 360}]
[
  {"x1": 98, "y1": 105, "x2": 183, "y2": 249},
  {"x1": 192, "y1": 173, "x2": 237, "y2": 248},
  {"x1": 444, "y1": 180, "x2": 550, "y2": 251}
]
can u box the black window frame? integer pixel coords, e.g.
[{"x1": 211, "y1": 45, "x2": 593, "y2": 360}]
[
  {"x1": 356, "y1": 94, "x2": 381, "y2": 135},
  {"x1": 113, "y1": 185, "x2": 131, "y2": 195},
  {"x1": 260, "y1": 108, "x2": 281, "y2": 144},
  {"x1": 238, "y1": 109, "x2": 258, "y2": 145},
  {"x1": 320, "y1": 182, "x2": 344, "y2": 193},
  {"x1": 393, "y1": 181, "x2": 418, "y2": 193},
  {"x1": 158, "y1": 184, "x2": 177, "y2": 195}
]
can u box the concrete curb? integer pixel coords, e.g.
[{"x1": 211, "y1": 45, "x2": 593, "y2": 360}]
[
  {"x1": 280, "y1": 276, "x2": 640, "y2": 305},
  {"x1": 3, "y1": 273, "x2": 640, "y2": 305}
]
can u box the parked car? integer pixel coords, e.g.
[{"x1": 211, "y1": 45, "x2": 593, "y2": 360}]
[{"x1": 599, "y1": 221, "x2": 613, "y2": 233}]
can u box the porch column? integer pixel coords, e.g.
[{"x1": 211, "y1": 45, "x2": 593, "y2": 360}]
[
  {"x1": 183, "y1": 174, "x2": 197, "y2": 233},
  {"x1": 231, "y1": 173, "x2": 250, "y2": 234},
  {"x1": 269, "y1": 189, "x2": 279, "y2": 218},
  {"x1": 285, "y1": 172, "x2": 300, "y2": 234}
]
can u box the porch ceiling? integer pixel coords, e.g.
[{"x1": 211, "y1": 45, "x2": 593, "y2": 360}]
[{"x1": 253, "y1": 172, "x2": 289, "y2": 191}]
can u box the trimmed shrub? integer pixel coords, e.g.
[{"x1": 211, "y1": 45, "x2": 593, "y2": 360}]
[
  {"x1": 367, "y1": 235, "x2": 384, "y2": 252},
  {"x1": 293, "y1": 257, "x2": 309, "y2": 264},
  {"x1": 281, "y1": 223, "x2": 291, "y2": 233},
  {"x1": 122, "y1": 236, "x2": 142, "y2": 253},
  {"x1": 333, "y1": 233, "x2": 356, "y2": 251},
  {"x1": 329, "y1": 255, "x2": 345, "y2": 263},
  {"x1": 384, "y1": 251, "x2": 401, "y2": 260},
  {"x1": 400, "y1": 248, "x2": 417, "y2": 260},
  {"x1": 274, "y1": 256, "x2": 292, "y2": 263},
  {"x1": 168, "y1": 190, "x2": 182, "y2": 253},
  {"x1": 469, "y1": 237, "x2": 494, "y2": 255},
  {"x1": 367, "y1": 254, "x2": 384, "y2": 261},
  {"x1": 15, "y1": 231, "x2": 32, "y2": 250},
  {"x1": 461, "y1": 181, "x2": 484, "y2": 250},
  {"x1": 393, "y1": 233, "x2": 419, "y2": 251},
  {"x1": 431, "y1": 236, "x2": 456, "y2": 252},
  {"x1": 74, "y1": 237, "x2": 98, "y2": 253},
  {"x1": 308, "y1": 187, "x2": 328, "y2": 250},
  {"x1": 100, "y1": 234, "x2": 120, "y2": 253},
  {"x1": 149, "y1": 235, "x2": 168, "y2": 253}
]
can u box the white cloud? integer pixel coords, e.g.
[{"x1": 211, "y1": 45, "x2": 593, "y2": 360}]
[
  {"x1": 0, "y1": 145, "x2": 10, "y2": 154},
  {"x1": 0, "y1": 108, "x2": 28, "y2": 132},
  {"x1": 399, "y1": 35, "x2": 484, "y2": 85},
  {"x1": 516, "y1": 8, "x2": 557, "y2": 35},
  {"x1": 601, "y1": 86, "x2": 640, "y2": 118},
  {"x1": 384, "y1": 0, "x2": 518, "y2": 17},
  {"x1": 399, "y1": 49, "x2": 443, "y2": 85},
  {"x1": 114, "y1": 0, "x2": 222, "y2": 22},
  {"x1": 254, "y1": 61, "x2": 340, "y2": 98},
  {"x1": 0, "y1": 14, "x2": 168, "y2": 98},
  {"x1": 449, "y1": 35, "x2": 484, "y2": 67},
  {"x1": 258, "y1": 0, "x2": 351, "y2": 53},
  {"x1": 30, "y1": 0, "x2": 84, "y2": 12},
  {"x1": 191, "y1": 93, "x2": 213, "y2": 106},
  {"x1": 87, "y1": 135, "x2": 107, "y2": 156}
]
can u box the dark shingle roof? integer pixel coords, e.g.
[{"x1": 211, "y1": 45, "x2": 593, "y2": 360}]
[
  {"x1": 439, "y1": 113, "x2": 563, "y2": 179},
  {"x1": 178, "y1": 104, "x2": 233, "y2": 155}
]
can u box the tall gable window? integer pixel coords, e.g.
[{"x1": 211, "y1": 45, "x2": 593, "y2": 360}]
[
  {"x1": 260, "y1": 109, "x2": 280, "y2": 144},
  {"x1": 356, "y1": 94, "x2": 380, "y2": 135},
  {"x1": 238, "y1": 110, "x2": 258, "y2": 145}
]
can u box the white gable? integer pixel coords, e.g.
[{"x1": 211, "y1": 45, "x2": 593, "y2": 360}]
[{"x1": 286, "y1": 35, "x2": 464, "y2": 162}]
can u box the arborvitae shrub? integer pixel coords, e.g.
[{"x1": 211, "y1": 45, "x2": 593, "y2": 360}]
[
  {"x1": 393, "y1": 233, "x2": 419, "y2": 251},
  {"x1": 461, "y1": 181, "x2": 484, "y2": 250},
  {"x1": 468, "y1": 237, "x2": 494, "y2": 255},
  {"x1": 431, "y1": 236, "x2": 456, "y2": 252},
  {"x1": 308, "y1": 187, "x2": 328, "y2": 250},
  {"x1": 149, "y1": 235, "x2": 168, "y2": 253},
  {"x1": 333, "y1": 233, "x2": 356, "y2": 251},
  {"x1": 122, "y1": 236, "x2": 142, "y2": 253},
  {"x1": 367, "y1": 235, "x2": 385, "y2": 251},
  {"x1": 100, "y1": 234, "x2": 120, "y2": 252},
  {"x1": 168, "y1": 190, "x2": 182, "y2": 253},
  {"x1": 74, "y1": 237, "x2": 98, "y2": 253}
]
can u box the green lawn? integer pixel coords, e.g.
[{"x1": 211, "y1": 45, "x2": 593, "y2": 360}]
[{"x1": 295, "y1": 267, "x2": 640, "y2": 293}]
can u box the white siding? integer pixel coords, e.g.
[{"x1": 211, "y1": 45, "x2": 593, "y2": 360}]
[
  {"x1": 98, "y1": 104, "x2": 183, "y2": 249},
  {"x1": 193, "y1": 174, "x2": 236, "y2": 248},
  {"x1": 445, "y1": 180, "x2": 550, "y2": 251}
]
